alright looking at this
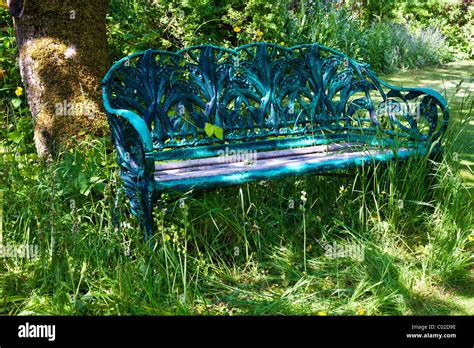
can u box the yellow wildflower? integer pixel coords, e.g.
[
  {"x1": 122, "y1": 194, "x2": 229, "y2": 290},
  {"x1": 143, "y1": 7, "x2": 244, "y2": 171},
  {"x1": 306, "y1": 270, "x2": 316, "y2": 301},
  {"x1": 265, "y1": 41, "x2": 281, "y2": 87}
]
[
  {"x1": 358, "y1": 308, "x2": 366, "y2": 315},
  {"x1": 15, "y1": 86, "x2": 23, "y2": 97},
  {"x1": 233, "y1": 26, "x2": 242, "y2": 33},
  {"x1": 256, "y1": 29, "x2": 264, "y2": 37},
  {"x1": 318, "y1": 311, "x2": 327, "y2": 316}
]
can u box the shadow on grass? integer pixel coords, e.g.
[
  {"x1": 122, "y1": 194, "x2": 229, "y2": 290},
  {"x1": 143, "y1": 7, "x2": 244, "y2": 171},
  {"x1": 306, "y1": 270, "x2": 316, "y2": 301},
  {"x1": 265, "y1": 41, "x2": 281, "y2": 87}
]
[
  {"x1": 383, "y1": 60, "x2": 474, "y2": 189},
  {"x1": 407, "y1": 281, "x2": 473, "y2": 316}
]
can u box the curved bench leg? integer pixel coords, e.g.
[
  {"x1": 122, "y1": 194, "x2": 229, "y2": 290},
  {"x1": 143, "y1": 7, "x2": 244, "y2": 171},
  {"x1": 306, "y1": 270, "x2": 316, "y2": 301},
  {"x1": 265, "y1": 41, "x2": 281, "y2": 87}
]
[{"x1": 122, "y1": 174, "x2": 155, "y2": 242}]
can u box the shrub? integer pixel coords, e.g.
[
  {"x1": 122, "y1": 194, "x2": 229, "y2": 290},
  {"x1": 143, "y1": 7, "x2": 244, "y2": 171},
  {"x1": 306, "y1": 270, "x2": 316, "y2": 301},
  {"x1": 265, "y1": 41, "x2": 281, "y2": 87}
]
[
  {"x1": 105, "y1": 0, "x2": 461, "y2": 74},
  {"x1": 360, "y1": 21, "x2": 449, "y2": 73},
  {"x1": 395, "y1": 0, "x2": 473, "y2": 60}
]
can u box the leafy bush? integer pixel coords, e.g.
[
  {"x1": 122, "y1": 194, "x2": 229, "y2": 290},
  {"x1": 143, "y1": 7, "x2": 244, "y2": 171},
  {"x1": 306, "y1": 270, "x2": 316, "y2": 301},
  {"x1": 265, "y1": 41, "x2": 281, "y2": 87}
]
[
  {"x1": 1, "y1": 90, "x2": 472, "y2": 315},
  {"x1": 281, "y1": 2, "x2": 451, "y2": 73},
  {"x1": 106, "y1": 0, "x2": 467, "y2": 74},
  {"x1": 395, "y1": 0, "x2": 473, "y2": 60},
  {"x1": 0, "y1": 9, "x2": 34, "y2": 153},
  {"x1": 359, "y1": 22, "x2": 449, "y2": 73},
  {"x1": 351, "y1": 0, "x2": 401, "y2": 22}
]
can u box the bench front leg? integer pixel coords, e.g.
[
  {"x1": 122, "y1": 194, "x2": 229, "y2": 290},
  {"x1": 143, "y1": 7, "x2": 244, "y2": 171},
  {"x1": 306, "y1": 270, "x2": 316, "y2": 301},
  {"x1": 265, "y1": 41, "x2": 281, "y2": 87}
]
[
  {"x1": 121, "y1": 173, "x2": 155, "y2": 241},
  {"x1": 106, "y1": 109, "x2": 156, "y2": 240}
]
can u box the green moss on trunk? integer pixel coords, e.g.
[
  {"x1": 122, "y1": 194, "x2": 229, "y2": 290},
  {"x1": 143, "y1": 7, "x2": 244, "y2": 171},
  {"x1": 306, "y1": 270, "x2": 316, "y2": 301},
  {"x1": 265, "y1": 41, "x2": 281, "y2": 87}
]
[{"x1": 14, "y1": 0, "x2": 110, "y2": 157}]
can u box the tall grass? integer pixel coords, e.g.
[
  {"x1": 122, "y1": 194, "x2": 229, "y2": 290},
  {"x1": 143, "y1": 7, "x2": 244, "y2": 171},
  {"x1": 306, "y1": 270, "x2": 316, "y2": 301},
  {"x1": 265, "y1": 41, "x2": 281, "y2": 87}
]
[
  {"x1": 289, "y1": 4, "x2": 450, "y2": 73},
  {"x1": 1, "y1": 90, "x2": 472, "y2": 315}
]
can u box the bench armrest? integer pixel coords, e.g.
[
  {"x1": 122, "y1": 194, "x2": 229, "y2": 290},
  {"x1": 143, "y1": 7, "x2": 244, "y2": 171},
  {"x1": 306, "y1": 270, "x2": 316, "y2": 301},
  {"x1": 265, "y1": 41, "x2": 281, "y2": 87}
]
[
  {"x1": 367, "y1": 70, "x2": 450, "y2": 143},
  {"x1": 110, "y1": 109, "x2": 154, "y2": 153},
  {"x1": 106, "y1": 109, "x2": 155, "y2": 178},
  {"x1": 102, "y1": 84, "x2": 154, "y2": 177},
  {"x1": 379, "y1": 78, "x2": 449, "y2": 127}
]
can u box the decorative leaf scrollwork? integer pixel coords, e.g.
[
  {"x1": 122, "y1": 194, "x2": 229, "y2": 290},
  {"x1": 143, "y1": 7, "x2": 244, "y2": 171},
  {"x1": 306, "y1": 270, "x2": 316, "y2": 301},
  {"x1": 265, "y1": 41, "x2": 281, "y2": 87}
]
[{"x1": 104, "y1": 42, "x2": 449, "y2": 151}]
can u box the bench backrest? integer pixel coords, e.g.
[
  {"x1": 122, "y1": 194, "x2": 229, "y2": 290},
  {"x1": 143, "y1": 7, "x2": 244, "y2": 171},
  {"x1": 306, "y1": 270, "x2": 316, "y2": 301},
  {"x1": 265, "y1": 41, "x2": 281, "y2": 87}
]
[{"x1": 102, "y1": 43, "x2": 447, "y2": 152}]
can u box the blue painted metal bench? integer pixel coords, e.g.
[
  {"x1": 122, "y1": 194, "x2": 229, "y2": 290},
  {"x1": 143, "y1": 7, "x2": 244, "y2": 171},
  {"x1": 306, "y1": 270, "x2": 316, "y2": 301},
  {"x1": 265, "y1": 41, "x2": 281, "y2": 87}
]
[{"x1": 102, "y1": 43, "x2": 449, "y2": 240}]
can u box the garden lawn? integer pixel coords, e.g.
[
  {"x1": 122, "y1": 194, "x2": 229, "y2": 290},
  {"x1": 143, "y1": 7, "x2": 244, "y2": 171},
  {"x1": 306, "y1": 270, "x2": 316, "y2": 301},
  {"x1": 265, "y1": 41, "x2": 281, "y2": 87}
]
[{"x1": 382, "y1": 60, "x2": 474, "y2": 189}]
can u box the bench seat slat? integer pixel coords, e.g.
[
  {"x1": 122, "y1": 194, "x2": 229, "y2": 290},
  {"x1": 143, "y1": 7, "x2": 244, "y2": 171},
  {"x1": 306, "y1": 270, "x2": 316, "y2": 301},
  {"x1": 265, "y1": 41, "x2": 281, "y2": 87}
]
[
  {"x1": 155, "y1": 145, "x2": 410, "y2": 183},
  {"x1": 154, "y1": 147, "x2": 422, "y2": 192},
  {"x1": 154, "y1": 142, "x2": 366, "y2": 171}
]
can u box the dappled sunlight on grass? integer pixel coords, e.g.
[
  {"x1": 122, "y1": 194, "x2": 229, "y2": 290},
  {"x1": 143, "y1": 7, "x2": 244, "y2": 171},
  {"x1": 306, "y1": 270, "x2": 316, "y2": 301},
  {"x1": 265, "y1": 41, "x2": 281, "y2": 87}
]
[
  {"x1": 384, "y1": 61, "x2": 473, "y2": 188},
  {"x1": 382, "y1": 61, "x2": 474, "y2": 92}
]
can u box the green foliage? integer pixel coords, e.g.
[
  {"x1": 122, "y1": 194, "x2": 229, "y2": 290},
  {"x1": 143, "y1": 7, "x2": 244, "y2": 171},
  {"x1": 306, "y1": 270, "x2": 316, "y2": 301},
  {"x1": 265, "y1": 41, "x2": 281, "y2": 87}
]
[
  {"x1": 359, "y1": 22, "x2": 450, "y2": 73},
  {"x1": 285, "y1": 2, "x2": 364, "y2": 51},
  {"x1": 367, "y1": 0, "x2": 398, "y2": 20},
  {"x1": 204, "y1": 123, "x2": 223, "y2": 140},
  {"x1": 395, "y1": 0, "x2": 473, "y2": 61},
  {"x1": 106, "y1": 0, "x2": 471, "y2": 74},
  {"x1": 0, "y1": 10, "x2": 34, "y2": 154}
]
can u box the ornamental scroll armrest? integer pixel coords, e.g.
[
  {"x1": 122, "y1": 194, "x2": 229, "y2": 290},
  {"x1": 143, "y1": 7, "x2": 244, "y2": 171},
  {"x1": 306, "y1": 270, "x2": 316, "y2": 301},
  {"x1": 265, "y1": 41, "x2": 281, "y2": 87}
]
[
  {"x1": 102, "y1": 82, "x2": 154, "y2": 179},
  {"x1": 106, "y1": 109, "x2": 155, "y2": 178},
  {"x1": 367, "y1": 72, "x2": 450, "y2": 144}
]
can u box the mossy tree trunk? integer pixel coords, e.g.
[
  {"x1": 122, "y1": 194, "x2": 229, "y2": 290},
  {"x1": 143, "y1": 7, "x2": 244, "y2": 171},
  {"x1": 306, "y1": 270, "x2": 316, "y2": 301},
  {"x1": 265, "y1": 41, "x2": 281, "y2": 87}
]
[{"x1": 8, "y1": 0, "x2": 110, "y2": 157}]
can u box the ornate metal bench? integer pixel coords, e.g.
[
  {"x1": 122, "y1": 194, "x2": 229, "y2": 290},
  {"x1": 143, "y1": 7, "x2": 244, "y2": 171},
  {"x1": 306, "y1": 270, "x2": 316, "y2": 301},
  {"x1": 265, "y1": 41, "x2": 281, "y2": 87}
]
[{"x1": 102, "y1": 43, "x2": 449, "y2": 240}]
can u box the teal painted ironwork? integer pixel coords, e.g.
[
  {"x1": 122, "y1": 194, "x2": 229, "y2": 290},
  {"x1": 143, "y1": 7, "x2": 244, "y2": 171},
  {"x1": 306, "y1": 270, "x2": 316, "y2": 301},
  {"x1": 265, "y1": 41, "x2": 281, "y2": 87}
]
[{"x1": 102, "y1": 42, "x2": 449, "y2": 240}]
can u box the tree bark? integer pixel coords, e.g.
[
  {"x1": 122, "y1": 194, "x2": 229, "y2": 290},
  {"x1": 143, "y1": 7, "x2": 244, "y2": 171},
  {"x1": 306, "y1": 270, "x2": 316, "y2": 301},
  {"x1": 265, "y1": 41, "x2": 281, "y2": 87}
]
[{"x1": 8, "y1": 0, "x2": 110, "y2": 157}]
